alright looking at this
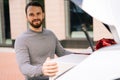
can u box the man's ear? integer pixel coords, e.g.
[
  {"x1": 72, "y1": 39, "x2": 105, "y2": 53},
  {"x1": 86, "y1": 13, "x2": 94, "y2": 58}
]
[
  {"x1": 42, "y1": 13, "x2": 45, "y2": 19},
  {"x1": 26, "y1": 15, "x2": 28, "y2": 21}
]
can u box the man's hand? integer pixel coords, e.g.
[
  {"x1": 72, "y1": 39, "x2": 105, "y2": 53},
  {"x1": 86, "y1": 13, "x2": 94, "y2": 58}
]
[{"x1": 42, "y1": 57, "x2": 58, "y2": 77}]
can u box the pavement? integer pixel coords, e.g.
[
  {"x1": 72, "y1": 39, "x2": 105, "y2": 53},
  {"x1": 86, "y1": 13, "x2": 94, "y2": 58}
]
[
  {"x1": 0, "y1": 47, "x2": 91, "y2": 80},
  {"x1": 0, "y1": 47, "x2": 24, "y2": 80}
]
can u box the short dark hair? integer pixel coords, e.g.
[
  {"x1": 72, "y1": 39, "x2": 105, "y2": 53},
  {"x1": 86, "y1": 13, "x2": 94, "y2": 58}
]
[{"x1": 25, "y1": 1, "x2": 44, "y2": 15}]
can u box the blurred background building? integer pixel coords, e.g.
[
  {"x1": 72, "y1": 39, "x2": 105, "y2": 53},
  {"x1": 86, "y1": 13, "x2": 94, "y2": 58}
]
[{"x1": 0, "y1": 0, "x2": 113, "y2": 48}]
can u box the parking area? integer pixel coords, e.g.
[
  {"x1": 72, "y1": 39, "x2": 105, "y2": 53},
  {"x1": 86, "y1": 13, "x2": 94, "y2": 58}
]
[{"x1": 0, "y1": 48, "x2": 24, "y2": 80}]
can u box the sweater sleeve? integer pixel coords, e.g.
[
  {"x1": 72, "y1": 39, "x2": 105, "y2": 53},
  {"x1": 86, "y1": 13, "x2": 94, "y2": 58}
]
[
  {"x1": 14, "y1": 36, "x2": 43, "y2": 78},
  {"x1": 55, "y1": 37, "x2": 74, "y2": 57}
]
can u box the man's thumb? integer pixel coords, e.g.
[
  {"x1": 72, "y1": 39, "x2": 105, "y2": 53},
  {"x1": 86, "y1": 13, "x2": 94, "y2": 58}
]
[{"x1": 45, "y1": 57, "x2": 51, "y2": 62}]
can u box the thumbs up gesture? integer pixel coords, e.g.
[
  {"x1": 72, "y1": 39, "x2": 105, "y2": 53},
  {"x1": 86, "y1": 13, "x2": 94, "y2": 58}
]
[{"x1": 42, "y1": 57, "x2": 58, "y2": 77}]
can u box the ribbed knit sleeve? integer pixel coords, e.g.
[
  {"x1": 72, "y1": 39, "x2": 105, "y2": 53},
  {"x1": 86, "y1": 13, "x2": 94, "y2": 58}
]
[
  {"x1": 15, "y1": 35, "x2": 43, "y2": 78},
  {"x1": 49, "y1": 32, "x2": 74, "y2": 57}
]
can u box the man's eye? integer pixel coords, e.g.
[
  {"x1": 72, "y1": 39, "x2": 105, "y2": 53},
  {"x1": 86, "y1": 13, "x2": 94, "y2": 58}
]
[
  {"x1": 37, "y1": 12, "x2": 41, "y2": 15},
  {"x1": 29, "y1": 13, "x2": 34, "y2": 16}
]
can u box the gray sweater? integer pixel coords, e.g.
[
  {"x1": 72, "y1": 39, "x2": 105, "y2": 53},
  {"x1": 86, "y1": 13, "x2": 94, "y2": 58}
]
[{"x1": 14, "y1": 28, "x2": 73, "y2": 79}]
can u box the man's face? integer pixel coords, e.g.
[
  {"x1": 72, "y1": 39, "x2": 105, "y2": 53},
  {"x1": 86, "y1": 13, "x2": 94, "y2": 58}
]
[{"x1": 26, "y1": 6, "x2": 44, "y2": 28}]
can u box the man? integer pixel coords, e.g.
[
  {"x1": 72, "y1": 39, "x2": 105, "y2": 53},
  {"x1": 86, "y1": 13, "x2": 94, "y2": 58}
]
[{"x1": 15, "y1": 1, "x2": 73, "y2": 80}]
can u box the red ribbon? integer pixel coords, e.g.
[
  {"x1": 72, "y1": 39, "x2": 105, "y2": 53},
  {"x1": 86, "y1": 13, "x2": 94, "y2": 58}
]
[{"x1": 95, "y1": 38, "x2": 116, "y2": 50}]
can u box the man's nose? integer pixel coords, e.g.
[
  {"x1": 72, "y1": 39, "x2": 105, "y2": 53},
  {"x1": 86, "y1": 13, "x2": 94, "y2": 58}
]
[{"x1": 33, "y1": 15, "x2": 38, "y2": 19}]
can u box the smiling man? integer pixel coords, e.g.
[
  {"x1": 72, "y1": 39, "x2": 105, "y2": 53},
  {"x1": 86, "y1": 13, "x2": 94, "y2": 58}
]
[{"x1": 14, "y1": 1, "x2": 73, "y2": 80}]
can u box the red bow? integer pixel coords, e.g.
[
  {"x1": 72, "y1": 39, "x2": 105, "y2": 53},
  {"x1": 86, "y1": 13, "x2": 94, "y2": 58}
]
[{"x1": 95, "y1": 38, "x2": 116, "y2": 50}]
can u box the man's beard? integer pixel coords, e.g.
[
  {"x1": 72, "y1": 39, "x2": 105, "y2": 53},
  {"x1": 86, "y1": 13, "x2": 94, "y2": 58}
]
[{"x1": 29, "y1": 19, "x2": 44, "y2": 28}]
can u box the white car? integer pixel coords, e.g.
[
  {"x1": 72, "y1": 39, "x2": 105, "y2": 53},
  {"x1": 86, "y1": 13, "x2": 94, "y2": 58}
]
[{"x1": 52, "y1": 0, "x2": 120, "y2": 80}]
